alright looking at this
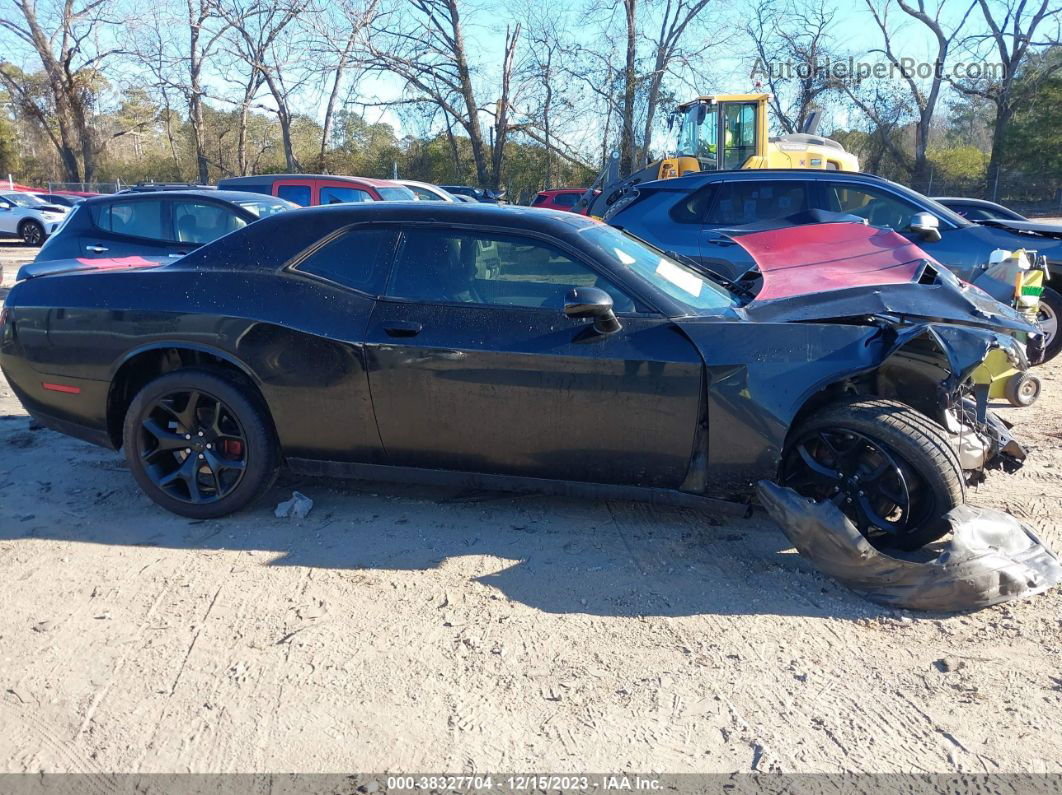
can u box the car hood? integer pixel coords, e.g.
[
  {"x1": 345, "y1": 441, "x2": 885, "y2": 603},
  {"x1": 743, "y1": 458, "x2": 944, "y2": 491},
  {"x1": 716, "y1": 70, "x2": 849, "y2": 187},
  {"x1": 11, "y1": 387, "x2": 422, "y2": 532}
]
[
  {"x1": 728, "y1": 222, "x2": 928, "y2": 302},
  {"x1": 978, "y1": 218, "x2": 1062, "y2": 239},
  {"x1": 716, "y1": 221, "x2": 1036, "y2": 335},
  {"x1": 963, "y1": 218, "x2": 1062, "y2": 261}
]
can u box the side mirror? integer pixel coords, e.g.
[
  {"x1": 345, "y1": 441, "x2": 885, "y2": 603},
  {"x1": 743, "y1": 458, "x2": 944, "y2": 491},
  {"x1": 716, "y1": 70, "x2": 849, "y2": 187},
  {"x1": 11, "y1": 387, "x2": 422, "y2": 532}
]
[
  {"x1": 564, "y1": 287, "x2": 621, "y2": 334},
  {"x1": 0, "y1": 202, "x2": 10, "y2": 210},
  {"x1": 909, "y1": 211, "x2": 941, "y2": 243}
]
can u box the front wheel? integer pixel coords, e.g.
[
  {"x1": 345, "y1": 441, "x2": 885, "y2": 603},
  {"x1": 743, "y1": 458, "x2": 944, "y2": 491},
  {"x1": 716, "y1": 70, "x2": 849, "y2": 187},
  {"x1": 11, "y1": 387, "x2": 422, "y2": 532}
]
[
  {"x1": 122, "y1": 369, "x2": 279, "y2": 518},
  {"x1": 20, "y1": 220, "x2": 44, "y2": 246},
  {"x1": 781, "y1": 399, "x2": 964, "y2": 551}
]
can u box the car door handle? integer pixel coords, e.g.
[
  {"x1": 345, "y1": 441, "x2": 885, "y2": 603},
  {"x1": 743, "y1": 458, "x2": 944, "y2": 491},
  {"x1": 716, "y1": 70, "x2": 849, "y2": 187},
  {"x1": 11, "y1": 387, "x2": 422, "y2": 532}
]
[
  {"x1": 705, "y1": 238, "x2": 736, "y2": 247},
  {"x1": 86, "y1": 245, "x2": 109, "y2": 253},
  {"x1": 382, "y1": 321, "x2": 423, "y2": 337}
]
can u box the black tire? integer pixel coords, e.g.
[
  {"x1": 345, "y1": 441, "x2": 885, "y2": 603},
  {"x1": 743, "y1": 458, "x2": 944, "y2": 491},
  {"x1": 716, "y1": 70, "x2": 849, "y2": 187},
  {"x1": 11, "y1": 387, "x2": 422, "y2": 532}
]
[
  {"x1": 782, "y1": 398, "x2": 964, "y2": 551},
  {"x1": 1004, "y1": 372, "x2": 1040, "y2": 407},
  {"x1": 1037, "y1": 285, "x2": 1062, "y2": 363},
  {"x1": 19, "y1": 220, "x2": 44, "y2": 247},
  {"x1": 122, "y1": 368, "x2": 279, "y2": 518}
]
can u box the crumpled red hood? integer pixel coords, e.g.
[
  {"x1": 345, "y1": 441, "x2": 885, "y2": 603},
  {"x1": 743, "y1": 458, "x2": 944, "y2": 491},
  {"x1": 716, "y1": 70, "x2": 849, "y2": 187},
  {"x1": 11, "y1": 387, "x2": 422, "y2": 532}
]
[{"x1": 732, "y1": 222, "x2": 935, "y2": 302}]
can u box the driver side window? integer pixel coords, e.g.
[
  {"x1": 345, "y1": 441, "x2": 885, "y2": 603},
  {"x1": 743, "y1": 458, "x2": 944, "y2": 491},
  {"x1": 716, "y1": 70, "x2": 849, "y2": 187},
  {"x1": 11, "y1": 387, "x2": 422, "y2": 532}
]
[
  {"x1": 824, "y1": 183, "x2": 921, "y2": 230},
  {"x1": 386, "y1": 228, "x2": 636, "y2": 311}
]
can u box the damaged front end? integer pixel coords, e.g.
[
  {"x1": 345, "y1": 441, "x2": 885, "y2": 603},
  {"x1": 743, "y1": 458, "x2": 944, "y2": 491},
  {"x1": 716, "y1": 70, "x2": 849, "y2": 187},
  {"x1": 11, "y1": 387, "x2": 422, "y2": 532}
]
[
  {"x1": 757, "y1": 481, "x2": 1062, "y2": 611},
  {"x1": 874, "y1": 322, "x2": 1030, "y2": 479}
]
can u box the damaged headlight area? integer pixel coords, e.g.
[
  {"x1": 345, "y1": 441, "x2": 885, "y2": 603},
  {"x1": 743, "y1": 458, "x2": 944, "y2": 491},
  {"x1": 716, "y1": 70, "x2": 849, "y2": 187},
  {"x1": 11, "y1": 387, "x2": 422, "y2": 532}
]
[
  {"x1": 758, "y1": 481, "x2": 1062, "y2": 611},
  {"x1": 875, "y1": 323, "x2": 1030, "y2": 480}
]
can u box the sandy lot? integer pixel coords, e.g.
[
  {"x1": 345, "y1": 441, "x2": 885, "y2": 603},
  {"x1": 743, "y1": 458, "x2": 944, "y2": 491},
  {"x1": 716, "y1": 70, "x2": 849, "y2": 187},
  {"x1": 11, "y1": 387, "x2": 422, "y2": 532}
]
[{"x1": 1, "y1": 240, "x2": 1061, "y2": 775}]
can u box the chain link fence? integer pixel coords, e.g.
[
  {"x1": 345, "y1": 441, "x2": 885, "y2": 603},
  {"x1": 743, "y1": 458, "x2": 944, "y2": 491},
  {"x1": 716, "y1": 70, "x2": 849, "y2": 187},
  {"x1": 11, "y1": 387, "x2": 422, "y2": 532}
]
[
  {"x1": 925, "y1": 171, "x2": 1062, "y2": 217},
  {"x1": 42, "y1": 181, "x2": 123, "y2": 194}
]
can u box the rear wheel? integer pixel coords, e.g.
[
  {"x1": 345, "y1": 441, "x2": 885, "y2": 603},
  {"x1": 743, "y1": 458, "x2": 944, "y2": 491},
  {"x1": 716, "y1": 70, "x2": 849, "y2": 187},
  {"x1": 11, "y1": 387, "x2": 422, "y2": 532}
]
[
  {"x1": 122, "y1": 369, "x2": 278, "y2": 518},
  {"x1": 782, "y1": 399, "x2": 964, "y2": 551},
  {"x1": 19, "y1": 220, "x2": 44, "y2": 246}
]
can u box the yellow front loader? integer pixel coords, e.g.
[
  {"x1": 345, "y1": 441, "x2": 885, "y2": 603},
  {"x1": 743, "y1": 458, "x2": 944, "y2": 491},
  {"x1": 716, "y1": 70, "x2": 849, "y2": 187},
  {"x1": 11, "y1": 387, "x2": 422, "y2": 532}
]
[{"x1": 581, "y1": 93, "x2": 859, "y2": 217}]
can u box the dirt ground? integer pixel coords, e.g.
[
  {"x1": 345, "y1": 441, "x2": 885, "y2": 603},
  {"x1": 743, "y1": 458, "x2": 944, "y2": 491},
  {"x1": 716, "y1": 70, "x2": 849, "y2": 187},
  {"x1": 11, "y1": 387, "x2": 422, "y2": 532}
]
[{"x1": 1, "y1": 239, "x2": 1061, "y2": 775}]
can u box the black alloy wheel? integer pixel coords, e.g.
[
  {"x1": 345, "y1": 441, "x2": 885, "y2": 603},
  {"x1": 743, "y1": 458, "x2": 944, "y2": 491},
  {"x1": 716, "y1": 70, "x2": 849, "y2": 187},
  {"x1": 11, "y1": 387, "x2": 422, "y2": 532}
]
[
  {"x1": 781, "y1": 399, "x2": 964, "y2": 551},
  {"x1": 124, "y1": 369, "x2": 278, "y2": 518},
  {"x1": 138, "y1": 389, "x2": 248, "y2": 504}
]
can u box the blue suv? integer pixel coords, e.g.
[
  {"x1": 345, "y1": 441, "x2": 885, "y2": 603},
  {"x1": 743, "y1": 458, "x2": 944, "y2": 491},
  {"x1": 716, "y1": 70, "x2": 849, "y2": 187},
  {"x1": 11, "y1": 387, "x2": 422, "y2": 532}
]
[{"x1": 604, "y1": 170, "x2": 1062, "y2": 359}]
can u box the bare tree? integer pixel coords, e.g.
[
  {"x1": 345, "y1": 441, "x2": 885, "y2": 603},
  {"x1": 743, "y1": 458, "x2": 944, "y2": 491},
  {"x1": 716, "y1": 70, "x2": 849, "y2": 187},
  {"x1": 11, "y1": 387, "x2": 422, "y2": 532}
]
[
  {"x1": 853, "y1": 0, "x2": 975, "y2": 191},
  {"x1": 367, "y1": 0, "x2": 520, "y2": 190},
  {"x1": 306, "y1": 0, "x2": 379, "y2": 169},
  {"x1": 575, "y1": 0, "x2": 716, "y2": 177},
  {"x1": 949, "y1": 0, "x2": 1062, "y2": 198},
  {"x1": 637, "y1": 0, "x2": 713, "y2": 167},
  {"x1": 746, "y1": 0, "x2": 838, "y2": 134},
  {"x1": 213, "y1": 0, "x2": 312, "y2": 172},
  {"x1": 132, "y1": 0, "x2": 230, "y2": 182},
  {"x1": 0, "y1": 0, "x2": 123, "y2": 181}
]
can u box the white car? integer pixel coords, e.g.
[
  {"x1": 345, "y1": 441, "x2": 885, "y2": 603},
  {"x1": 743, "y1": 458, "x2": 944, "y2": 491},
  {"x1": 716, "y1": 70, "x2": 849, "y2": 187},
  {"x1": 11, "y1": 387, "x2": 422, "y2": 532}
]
[
  {"x1": 396, "y1": 180, "x2": 459, "y2": 202},
  {"x1": 0, "y1": 191, "x2": 70, "y2": 246}
]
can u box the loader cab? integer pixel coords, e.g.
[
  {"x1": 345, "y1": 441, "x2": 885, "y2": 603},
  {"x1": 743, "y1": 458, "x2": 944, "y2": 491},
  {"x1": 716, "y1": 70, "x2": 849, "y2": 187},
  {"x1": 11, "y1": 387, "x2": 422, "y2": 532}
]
[{"x1": 672, "y1": 94, "x2": 766, "y2": 174}]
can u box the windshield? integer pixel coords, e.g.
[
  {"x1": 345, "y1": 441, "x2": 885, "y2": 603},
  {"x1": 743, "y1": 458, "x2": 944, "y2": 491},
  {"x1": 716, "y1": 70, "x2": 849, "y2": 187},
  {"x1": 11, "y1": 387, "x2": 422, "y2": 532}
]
[
  {"x1": 378, "y1": 187, "x2": 416, "y2": 201},
  {"x1": 576, "y1": 223, "x2": 735, "y2": 313},
  {"x1": 676, "y1": 102, "x2": 717, "y2": 163},
  {"x1": 238, "y1": 197, "x2": 296, "y2": 218},
  {"x1": 4, "y1": 192, "x2": 48, "y2": 207}
]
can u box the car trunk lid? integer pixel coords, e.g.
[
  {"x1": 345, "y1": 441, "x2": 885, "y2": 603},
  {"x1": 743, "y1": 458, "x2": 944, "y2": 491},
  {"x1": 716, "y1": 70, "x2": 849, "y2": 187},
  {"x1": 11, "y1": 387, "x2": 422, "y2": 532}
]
[{"x1": 16, "y1": 255, "x2": 168, "y2": 282}]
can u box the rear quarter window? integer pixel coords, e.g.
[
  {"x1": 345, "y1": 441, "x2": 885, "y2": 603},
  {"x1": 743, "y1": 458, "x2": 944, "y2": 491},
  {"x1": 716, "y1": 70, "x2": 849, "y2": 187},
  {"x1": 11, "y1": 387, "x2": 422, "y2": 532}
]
[
  {"x1": 670, "y1": 184, "x2": 717, "y2": 223},
  {"x1": 291, "y1": 227, "x2": 398, "y2": 292},
  {"x1": 176, "y1": 213, "x2": 351, "y2": 271}
]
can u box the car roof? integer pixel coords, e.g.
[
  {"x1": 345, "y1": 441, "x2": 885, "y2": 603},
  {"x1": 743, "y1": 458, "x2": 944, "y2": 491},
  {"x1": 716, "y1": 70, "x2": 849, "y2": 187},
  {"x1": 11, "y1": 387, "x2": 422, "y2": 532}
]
[
  {"x1": 221, "y1": 174, "x2": 405, "y2": 188},
  {"x1": 246, "y1": 200, "x2": 597, "y2": 235},
  {"x1": 641, "y1": 168, "x2": 882, "y2": 191},
  {"x1": 80, "y1": 189, "x2": 282, "y2": 205}
]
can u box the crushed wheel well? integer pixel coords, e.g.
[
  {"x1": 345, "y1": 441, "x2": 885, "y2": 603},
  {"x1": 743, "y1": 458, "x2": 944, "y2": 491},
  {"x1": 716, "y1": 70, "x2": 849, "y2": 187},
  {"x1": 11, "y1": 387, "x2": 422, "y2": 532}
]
[
  {"x1": 106, "y1": 348, "x2": 262, "y2": 449},
  {"x1": 786, "y1": 334, "x2": 954, "y2": 449}
]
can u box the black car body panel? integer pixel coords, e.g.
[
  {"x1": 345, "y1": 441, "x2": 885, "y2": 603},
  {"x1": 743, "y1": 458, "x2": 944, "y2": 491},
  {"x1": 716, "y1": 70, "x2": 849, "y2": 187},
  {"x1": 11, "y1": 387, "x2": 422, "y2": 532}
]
[{"x1": 0, "y1": 203, "x2": 1029, "y2": 507}]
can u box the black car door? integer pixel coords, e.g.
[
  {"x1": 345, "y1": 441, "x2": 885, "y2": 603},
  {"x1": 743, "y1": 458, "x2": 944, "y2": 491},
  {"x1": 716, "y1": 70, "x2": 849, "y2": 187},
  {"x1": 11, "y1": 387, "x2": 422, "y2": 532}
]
[{"x1": 363, "y1": 226, "x2": 705, "y2": 487}]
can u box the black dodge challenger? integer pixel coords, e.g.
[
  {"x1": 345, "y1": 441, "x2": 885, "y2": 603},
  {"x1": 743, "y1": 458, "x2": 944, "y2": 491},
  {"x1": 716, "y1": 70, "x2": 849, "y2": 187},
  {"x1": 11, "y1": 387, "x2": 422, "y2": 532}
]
[{"x1": 0, "y1": 203, "x2": 1036, "y2": 549}]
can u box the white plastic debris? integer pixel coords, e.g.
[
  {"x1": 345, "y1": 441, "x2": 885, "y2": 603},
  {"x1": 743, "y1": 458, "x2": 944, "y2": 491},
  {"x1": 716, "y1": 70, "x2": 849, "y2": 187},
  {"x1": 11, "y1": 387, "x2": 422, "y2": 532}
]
[{"x1": 274, "y1": 491, "x2": 313, "y2": 519}]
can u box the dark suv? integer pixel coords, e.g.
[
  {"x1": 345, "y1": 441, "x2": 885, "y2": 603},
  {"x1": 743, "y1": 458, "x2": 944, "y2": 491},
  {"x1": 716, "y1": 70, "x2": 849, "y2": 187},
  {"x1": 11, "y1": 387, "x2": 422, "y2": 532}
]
[
  {"x1": 34, "y1": 189, "x2": 294, "y2": 262},
  {"x1": 604, "y1": 169, "x2": 1062, "y2": 359}
]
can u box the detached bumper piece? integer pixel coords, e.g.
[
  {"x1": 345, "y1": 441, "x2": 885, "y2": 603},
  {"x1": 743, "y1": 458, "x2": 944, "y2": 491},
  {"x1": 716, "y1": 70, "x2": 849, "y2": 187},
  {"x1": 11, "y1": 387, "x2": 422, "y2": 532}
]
[{"x1": 757, "y1": 481, "x2": 1062, "y2": 611}]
